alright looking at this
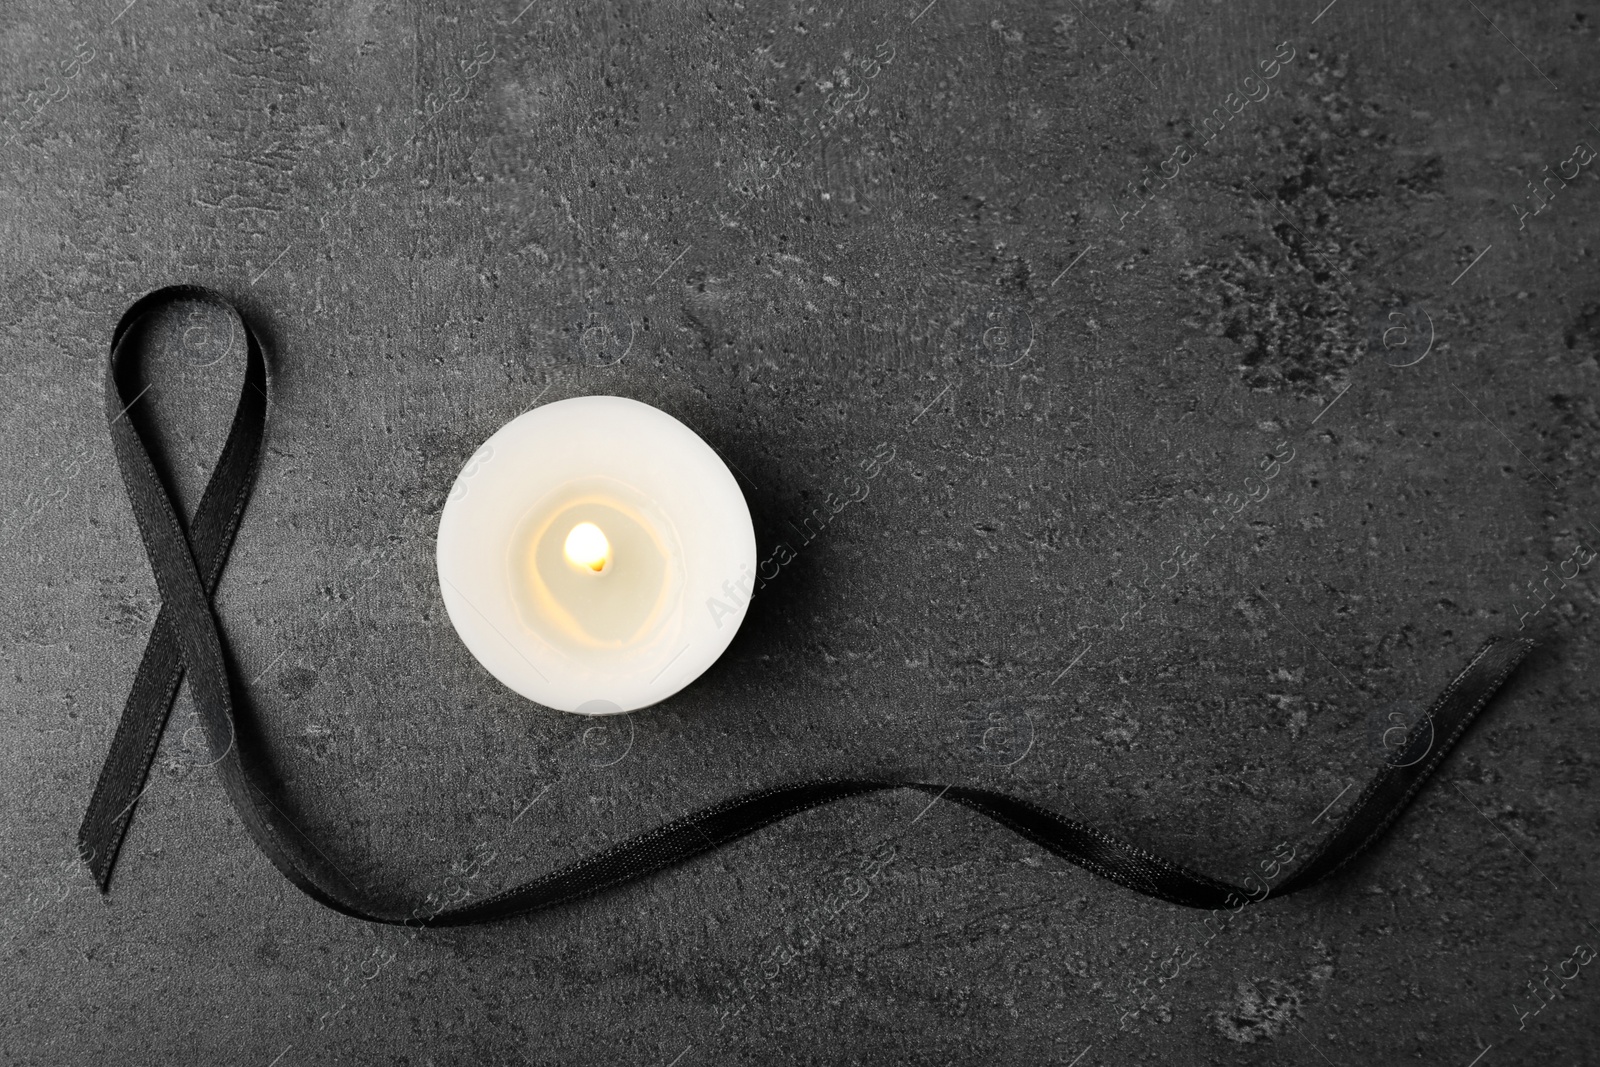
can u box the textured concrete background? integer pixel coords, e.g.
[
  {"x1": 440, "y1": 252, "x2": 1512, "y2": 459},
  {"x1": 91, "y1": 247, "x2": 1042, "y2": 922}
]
[{"x1": 2, "y1": 0, "x2": 1598, "y2": 1063}]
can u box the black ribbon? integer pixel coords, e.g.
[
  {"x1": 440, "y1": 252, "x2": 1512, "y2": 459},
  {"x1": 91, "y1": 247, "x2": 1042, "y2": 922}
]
[{"x1": 80, "y1": 285, "x2": 1535, "y2": 926}]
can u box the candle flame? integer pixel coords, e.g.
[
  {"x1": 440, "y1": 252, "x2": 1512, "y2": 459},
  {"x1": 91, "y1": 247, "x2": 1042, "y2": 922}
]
[{"x1": 563, "y1": 522, "x2": 611, "y2": 573}]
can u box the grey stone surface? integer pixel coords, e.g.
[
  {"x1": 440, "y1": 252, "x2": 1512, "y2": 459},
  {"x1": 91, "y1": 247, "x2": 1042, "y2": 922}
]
[{"x1": 2, "y1": 0, "x2": 1597, "y2": 1064}]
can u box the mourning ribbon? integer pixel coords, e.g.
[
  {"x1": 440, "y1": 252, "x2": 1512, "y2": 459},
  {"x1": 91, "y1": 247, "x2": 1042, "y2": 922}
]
[{"x1": 80, "y1": 285, "x2": 1535, "y2": 926}]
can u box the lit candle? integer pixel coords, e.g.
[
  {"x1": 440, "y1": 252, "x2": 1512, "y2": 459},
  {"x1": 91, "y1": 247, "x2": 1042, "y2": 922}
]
[{"x1": 436, "y1": 396, "x2": 757, "y2": 715}]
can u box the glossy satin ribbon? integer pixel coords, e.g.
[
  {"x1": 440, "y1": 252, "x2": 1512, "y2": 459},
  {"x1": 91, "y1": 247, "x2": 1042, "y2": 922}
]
[{"x1": 79, "y1": 285, "x2": 1535, "y2": 926}]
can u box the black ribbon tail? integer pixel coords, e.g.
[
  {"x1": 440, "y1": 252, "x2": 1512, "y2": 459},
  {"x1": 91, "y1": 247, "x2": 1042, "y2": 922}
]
[
  {"x1": 1272, "y1": 633, "x2": 1533, "y2": 897},
  {"x1": 79, "y1": 285, "x2": 1537, "y2": 925}
]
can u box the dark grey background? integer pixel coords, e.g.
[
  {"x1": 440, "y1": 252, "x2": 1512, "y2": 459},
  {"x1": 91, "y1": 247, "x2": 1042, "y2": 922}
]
[{"x1": 2, "y1": 0, "x2": 1597, "y2": 1064}]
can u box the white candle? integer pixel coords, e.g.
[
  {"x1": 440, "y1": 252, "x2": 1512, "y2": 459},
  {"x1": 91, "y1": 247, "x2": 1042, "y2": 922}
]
[{"x1": 436, "y1": 396, "x2": 757, "y2": 715}]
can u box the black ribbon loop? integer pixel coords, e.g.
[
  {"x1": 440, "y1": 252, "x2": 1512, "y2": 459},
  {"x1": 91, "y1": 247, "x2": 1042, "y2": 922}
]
[{"x1": 80, "y1": 286, "x2": 1535, "y2": 926}]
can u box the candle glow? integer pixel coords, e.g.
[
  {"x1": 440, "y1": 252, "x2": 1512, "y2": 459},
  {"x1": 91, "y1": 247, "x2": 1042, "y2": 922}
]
[{"x1": 564, "y1": 521, "x2": 611, "y2": 573}]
